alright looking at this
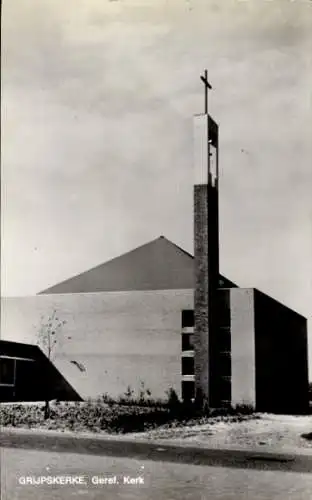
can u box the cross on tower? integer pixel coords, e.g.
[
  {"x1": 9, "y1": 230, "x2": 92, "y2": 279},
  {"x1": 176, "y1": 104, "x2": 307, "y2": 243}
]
[{"x1": 200, "y1": 69, "x2": 212, "y2": 115}]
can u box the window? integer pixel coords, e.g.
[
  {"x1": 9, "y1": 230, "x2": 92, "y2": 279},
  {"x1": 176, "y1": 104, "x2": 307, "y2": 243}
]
[
  {"x1": 0, "y1": 358, "x2": 15, "y2": 386},
  {"x1": 182, "y1": 334, "x2": 194, "y2": 351},
  {"x1": 182, "y1": 381, "x2": 195, "y2": 402},
  {"x1": 182, "y1": 357, "x2": 194, "y2": 376},
  {"x1": 182, "y1": 310, "x2": 194, "y2": 328}
]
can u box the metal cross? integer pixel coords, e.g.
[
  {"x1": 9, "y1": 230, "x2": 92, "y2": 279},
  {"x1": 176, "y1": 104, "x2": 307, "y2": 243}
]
[{"x1": 200, "y1": 69, "x2": 212, "y2": 115}]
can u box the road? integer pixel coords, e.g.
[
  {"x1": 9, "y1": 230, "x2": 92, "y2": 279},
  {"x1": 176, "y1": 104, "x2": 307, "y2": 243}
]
[
  {"x1": 1, "y1": 429, "x2": 312, "y2": 473},
  {"x1": 1, "y1": 447, "x2": 312, "y2": 500}
]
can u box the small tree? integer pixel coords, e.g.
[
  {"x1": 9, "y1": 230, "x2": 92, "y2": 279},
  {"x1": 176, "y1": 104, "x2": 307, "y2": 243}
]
[
  {"x1": 37, "y1": 310, "x2": 66, "y2": 419},
  {"x1": 166, "y1": 388, "x2": 181, "y2": 414}
]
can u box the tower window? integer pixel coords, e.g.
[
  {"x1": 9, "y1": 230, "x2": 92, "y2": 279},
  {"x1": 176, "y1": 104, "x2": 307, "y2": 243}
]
[
  {"x1": 182, "y1": 381, "x2": 195, "y2": 402},
  {"x1": 182, "y1": 357, "x2": 194, "y2": 376},
  {"x1": 182, "y1": 310, "x2": 194, "y2": 328},
  {"x1": 182, "y1": 334, "x2": 194, "y2": 351}
]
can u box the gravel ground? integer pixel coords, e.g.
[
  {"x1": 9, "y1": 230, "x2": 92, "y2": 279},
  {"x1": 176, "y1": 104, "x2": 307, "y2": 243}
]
[{"x1": 128, "y1": 414, "x2": 312, "y2": 452}]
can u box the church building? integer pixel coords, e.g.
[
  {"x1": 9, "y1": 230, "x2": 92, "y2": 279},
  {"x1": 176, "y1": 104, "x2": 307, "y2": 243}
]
[{"x1": 1, "y1": 73, "x2": 309, "y2": 414}]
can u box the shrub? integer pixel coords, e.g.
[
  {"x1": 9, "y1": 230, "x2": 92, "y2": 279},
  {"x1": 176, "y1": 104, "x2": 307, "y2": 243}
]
[
  {"x1": 0, "y1": 397, "x2": 258, "y2": 435},
  {"x1": 0, "y1": 402, "x2": 171, "y2": 433},
  {"x1": 233, "y1": 404, "x2": 255, "y2": 415},
  {"x1": 166, "y1": 388, "x2": 180, "y2": 411}
]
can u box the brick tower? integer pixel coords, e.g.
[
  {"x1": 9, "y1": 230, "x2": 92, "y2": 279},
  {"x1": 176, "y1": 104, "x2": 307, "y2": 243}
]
[{"x1": 193, "y1": 71, "x2": 220, "y2": 405}]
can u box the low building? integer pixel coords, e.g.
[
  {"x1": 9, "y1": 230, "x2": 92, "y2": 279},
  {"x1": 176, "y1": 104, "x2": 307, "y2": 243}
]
[{"x1": 0, "y1": 340, "x2": 82, "y2": 402}]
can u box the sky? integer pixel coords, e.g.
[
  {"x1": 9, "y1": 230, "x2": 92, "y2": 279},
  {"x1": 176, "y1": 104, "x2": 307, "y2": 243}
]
[{"x1": 1, "y1": 0, "x2": 312, "y2": 370}]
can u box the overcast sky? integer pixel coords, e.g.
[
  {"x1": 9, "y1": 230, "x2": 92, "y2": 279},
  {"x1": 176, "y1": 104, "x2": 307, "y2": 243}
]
[{"x1": 2, "y1": 0, "x2": 312, "y2": 367}]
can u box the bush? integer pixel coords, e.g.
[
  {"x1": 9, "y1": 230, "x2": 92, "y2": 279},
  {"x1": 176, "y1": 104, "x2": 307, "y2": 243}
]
[
  {"x1": 233, "y1": 404, "x2": 255, "y2": 415},
  {"x1": 0, "y1": 397, "x2": 258, "y2": 435},
  {"x1": 0, "y1": 401, "x2": 171, "y2": 434},
  {"x1": 166, "y1": 388, "x2": 180, "y2": 411}
]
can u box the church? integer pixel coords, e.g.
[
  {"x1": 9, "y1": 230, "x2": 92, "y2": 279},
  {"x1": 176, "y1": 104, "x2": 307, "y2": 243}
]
[{"x1": 0, "y1": 73, "x2": 309, "y2": 414}]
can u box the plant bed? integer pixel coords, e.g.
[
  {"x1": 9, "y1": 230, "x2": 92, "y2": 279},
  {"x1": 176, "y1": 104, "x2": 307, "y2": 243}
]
[{"x1": 0, "y1": 400, "x2": 258, "y2": 435}]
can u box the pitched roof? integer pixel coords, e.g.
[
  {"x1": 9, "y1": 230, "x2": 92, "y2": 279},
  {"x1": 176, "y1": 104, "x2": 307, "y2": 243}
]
[{"x1": 39, "y1": 236, "x2": 236, "y2": 294}]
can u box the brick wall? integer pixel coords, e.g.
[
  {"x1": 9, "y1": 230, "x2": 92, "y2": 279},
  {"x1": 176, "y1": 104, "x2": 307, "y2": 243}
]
[{"x1": 194, "y1": 184, "x2": 210, "y2": 399}]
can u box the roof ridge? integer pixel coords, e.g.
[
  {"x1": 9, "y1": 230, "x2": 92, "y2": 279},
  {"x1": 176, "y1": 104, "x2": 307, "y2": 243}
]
[{"x1": 162, "y1": 237, "x2": 194, "y2": 259}]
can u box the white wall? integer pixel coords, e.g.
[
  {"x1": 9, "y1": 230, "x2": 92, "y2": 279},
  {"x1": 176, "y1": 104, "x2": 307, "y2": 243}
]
[
  {"x1": 1, "y1": 290, "x2": 193, "y2": 400},
  {"x1": 230, "y1": 288, "x2": 256, "y2": 407}
]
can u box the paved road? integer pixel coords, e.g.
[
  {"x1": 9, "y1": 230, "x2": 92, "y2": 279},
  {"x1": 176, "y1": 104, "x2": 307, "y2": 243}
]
[
  {"x1": 1, "y1": 447, "x2": 312, "y2": 500},
  {"x1": 1, "y1": 430, "x2": 312, "y2": 473}
]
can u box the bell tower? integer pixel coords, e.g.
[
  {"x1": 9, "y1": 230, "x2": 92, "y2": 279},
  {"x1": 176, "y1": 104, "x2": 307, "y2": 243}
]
[{"x1": 193, "y1": 70, "x2": 220, "y2": 405}]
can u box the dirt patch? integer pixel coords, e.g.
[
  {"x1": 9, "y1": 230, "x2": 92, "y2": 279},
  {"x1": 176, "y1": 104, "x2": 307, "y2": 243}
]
[{"x1": 130, "y1": 414, "x2": 312, "y2": 452}]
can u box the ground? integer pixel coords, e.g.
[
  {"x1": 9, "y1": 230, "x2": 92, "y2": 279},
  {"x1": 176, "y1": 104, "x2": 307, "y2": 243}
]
[
  {"x1": 1, "y1": 402, "x2": 311, "y2": 453},
  {"x1": 129, "y1": 413, "x2": 312, "y2": 453},
  {"x1": 2, "y1": 447, "x2": 312, "y2": 500},
  {"x1": 1, "y1": 408, "x2": 312, "y2": 499}
]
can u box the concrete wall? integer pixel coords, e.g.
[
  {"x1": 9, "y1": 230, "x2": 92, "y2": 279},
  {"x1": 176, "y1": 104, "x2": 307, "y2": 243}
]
[
  {"x1": 230, "y1": 288, "x2": 256, "y2": 407},
  {"x1": 254, "y1": 290, "x2": 309, "y2": 414},
  {"x1": 1, "y1": 290, "x2": 193, "y2": 401}
]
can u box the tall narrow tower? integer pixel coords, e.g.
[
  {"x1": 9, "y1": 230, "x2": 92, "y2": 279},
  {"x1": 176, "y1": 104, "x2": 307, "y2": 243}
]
[{"x1": 193, "y1": 71, "x2": 220, "y2": 405}]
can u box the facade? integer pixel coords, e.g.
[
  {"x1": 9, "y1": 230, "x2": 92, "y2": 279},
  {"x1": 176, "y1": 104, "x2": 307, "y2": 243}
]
[
  {"x1": 0, "y1": 237, "x2": 234, "y2": 402},
  {"x1": 1, "y1": 237, "x2": 309, "y2": 412},
  {"x1": 181, "y1": 288, "x2": 309, "y2": 414},
  {"x1": 1, "y1": 75, "x2": 309, "y2": 413}
]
